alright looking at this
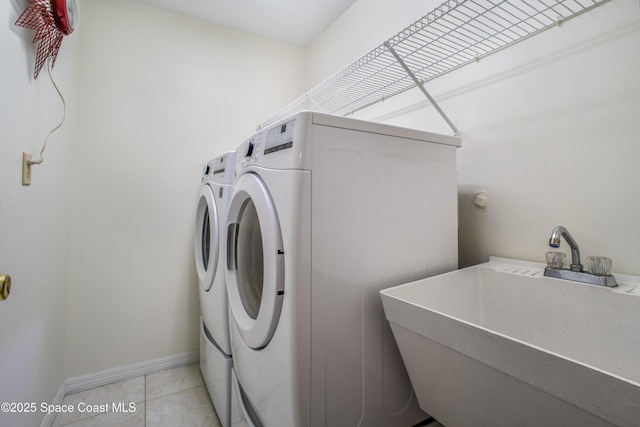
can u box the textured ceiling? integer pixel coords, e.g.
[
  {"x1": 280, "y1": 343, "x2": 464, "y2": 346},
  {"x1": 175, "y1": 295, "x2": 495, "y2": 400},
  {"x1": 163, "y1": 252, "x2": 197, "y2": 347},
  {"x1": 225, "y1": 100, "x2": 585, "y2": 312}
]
[{"x1": 137, "y1": 0, "x2": 358, "y2": 46}]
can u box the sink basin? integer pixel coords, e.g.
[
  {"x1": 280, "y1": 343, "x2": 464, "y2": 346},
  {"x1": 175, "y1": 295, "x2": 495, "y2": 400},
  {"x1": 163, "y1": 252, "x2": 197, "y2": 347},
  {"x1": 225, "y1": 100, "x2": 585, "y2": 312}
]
[{"x1": 380, "y1": 257, "x2": 640, "y2": 427}]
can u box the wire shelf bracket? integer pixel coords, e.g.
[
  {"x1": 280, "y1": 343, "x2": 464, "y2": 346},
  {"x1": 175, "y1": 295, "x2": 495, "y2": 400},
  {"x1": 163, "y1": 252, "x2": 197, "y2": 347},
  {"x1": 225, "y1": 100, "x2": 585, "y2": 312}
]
[
  {"x1": 385, "y1": 41, "x2": 460, "y2": 136},
  {"x1": 258, "y1": 0, "x2": 612, "y2": 132}
]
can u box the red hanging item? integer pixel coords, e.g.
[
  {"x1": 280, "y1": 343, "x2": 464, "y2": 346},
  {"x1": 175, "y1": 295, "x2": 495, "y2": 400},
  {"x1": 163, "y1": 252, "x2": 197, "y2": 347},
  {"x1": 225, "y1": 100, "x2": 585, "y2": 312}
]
[{"x1": 15, "y1": 0, "x2": 76, "y2": 79}]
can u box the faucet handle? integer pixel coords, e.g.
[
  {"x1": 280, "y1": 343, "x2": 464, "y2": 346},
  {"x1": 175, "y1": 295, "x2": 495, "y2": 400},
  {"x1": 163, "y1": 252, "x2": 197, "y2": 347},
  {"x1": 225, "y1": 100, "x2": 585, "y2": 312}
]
[
  {"x1": 586, "y1": 256, "x2": 613, "y2": 276},
  {"x1": 545, "y1": 252, "x2": 566, "y2": 269}
]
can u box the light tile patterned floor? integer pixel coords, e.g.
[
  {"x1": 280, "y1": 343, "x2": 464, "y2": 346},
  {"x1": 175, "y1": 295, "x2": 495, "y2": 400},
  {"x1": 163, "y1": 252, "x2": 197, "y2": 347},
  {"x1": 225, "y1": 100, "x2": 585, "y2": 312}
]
[
  {"x1": 53, "y1": 364, "x2": 221, "y2": 427},
  {"x1": 52, "y1": 362, "x2": 447, "y2": 427}
]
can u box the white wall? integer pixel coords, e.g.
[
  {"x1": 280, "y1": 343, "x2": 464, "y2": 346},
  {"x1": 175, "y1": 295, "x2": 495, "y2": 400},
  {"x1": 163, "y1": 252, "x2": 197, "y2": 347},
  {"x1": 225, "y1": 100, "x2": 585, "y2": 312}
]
[
  {"x1": 65, "y1": 0, "x2": 306, "y2": 377},
  {"x1": 0, "y1": 0, "x2": 79, "y2": 425},
  {"x1": 309, "y1": 0, "x2": 640, "y2": 274},
  {"x1": 307, "y1": 0, "x2": 442, "y2": 85}
]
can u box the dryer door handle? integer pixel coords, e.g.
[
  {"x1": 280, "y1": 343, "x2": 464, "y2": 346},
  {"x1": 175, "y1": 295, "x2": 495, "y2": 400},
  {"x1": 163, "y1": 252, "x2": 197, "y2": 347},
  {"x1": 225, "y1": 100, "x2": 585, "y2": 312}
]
[{"x1": 227, "y1": 223, "x2": 238, "y2": 270}]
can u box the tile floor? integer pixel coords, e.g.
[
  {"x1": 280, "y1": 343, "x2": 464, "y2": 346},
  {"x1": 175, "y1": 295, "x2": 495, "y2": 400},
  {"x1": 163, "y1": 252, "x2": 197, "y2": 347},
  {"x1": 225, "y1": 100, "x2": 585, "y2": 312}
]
[
  {"x1": 52, "y1": 362, "x2": 446, "y2": 427},
  {"x1": 53, "y1": 363, "x2": 221, "y2": 427}
]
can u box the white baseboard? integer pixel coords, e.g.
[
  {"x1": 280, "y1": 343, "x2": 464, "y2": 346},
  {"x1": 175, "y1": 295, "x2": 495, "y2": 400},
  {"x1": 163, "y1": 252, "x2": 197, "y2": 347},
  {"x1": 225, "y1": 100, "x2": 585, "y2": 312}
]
[
  {"x1": 63, "y1": 351, "x2": 199, "y2": 395},
  {"x1": 41, "y1": 350, "x2": 199, "y2": 427}
]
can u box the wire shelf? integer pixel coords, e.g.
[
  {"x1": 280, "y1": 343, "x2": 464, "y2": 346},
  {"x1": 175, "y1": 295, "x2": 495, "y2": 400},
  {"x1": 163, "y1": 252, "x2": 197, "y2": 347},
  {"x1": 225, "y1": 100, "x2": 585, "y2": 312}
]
[{"x1": 259, "y1": 0, "x2": 611, "y2": 129}]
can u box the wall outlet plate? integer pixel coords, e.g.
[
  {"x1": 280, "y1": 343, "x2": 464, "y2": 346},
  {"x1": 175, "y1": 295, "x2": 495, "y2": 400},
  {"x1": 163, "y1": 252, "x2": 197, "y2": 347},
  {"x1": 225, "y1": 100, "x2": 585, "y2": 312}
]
[{"x1": 22, "y1": 152, "x2": 32, "y2": 186}]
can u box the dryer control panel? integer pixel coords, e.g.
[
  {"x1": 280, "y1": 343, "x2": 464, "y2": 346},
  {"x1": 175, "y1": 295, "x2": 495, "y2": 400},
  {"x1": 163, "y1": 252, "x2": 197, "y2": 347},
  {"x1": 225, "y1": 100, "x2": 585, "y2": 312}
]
[{"x1": 202, "y1": 151, "x2": 236, "y2": 185}]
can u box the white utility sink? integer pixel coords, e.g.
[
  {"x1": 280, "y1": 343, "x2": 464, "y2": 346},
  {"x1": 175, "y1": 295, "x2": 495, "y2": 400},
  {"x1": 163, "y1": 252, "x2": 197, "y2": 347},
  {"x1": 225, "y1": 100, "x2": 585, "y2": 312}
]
[{"x1": 380, "y1": 257, "x2": 640, "y2": 427}]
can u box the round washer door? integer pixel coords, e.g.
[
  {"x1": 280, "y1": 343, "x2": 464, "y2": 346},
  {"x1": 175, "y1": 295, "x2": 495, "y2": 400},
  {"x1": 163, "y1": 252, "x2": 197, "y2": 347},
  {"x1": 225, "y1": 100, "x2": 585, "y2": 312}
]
[
  {"x1": 226, "y1": 172, "x2": 284, "y2": 349},
  {"x1": 195, "y1": 183, "x2": 220, "y2": 292}
]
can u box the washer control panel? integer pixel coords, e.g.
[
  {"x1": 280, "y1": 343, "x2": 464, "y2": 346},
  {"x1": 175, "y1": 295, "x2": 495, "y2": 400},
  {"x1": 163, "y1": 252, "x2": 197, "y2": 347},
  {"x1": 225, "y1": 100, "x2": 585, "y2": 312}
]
[
  {"x1": 265, "y1": 119, "x2": 295, "y2": 155},
  {"x1": 239, "y1": 131, "x2": 265, "y2": 161},
  {"x1": 239, "y1": 118, "x2": 297, "y2": 167}
]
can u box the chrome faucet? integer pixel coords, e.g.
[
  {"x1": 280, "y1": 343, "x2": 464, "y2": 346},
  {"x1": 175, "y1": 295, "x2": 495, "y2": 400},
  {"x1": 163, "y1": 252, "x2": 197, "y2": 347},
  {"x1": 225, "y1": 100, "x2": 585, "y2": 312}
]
[
  {"x1": 544, "y1": 225, "x2": 617, "y2": 287},
  {"x1": 548, "y1": 226, "x2": 582, "y2": 272}
]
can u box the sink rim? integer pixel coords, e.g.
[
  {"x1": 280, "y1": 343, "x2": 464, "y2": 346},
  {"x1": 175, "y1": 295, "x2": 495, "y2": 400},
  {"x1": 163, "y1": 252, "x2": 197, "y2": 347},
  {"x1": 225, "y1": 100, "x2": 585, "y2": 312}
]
[{"x1": 381, "y1": 257, "x2": 640, "y2": 387}]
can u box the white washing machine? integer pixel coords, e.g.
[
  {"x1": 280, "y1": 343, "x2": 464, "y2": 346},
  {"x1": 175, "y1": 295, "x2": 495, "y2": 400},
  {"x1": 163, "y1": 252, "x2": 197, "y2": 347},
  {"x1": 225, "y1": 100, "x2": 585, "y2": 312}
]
[
  {"x1": 225, "y1": 112, "x2": 461, "y2": 426},
  {"x1": 195, "y1": 152, "x2": 246, "y2": 427}
]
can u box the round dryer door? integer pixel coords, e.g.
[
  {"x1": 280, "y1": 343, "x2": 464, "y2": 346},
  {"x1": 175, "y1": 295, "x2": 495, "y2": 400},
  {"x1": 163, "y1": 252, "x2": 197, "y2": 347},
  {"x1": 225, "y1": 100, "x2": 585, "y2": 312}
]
[
  {"x1": 195, "y1": 183, "x2": 220, "y2": 292},
  {"x1": 226, "y1": 172, "x2": 284, "y2": 349}
]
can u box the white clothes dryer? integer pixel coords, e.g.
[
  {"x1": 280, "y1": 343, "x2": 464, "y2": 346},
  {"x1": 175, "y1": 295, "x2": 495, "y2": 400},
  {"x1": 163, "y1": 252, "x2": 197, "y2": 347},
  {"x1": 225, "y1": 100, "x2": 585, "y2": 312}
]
[
  {"x1": 225, "y1": 112, "x2": 461, "y2": 427},
  {"x1": 195, "y1": 151, "x2": 246, "y2": 427}
]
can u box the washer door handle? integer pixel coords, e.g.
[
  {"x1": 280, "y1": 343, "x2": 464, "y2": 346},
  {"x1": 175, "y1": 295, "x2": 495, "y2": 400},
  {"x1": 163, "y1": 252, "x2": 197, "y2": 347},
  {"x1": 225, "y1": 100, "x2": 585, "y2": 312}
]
[{"x1": 227, "y1": 223, "x2": 238, "y2": 270}]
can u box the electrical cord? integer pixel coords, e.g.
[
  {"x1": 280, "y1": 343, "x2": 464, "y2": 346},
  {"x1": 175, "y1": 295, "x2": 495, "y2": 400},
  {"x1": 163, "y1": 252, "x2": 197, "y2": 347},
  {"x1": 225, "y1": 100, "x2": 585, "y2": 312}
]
[{"x1": 28, "y1": 58, "x2": 66, "y2": 166}]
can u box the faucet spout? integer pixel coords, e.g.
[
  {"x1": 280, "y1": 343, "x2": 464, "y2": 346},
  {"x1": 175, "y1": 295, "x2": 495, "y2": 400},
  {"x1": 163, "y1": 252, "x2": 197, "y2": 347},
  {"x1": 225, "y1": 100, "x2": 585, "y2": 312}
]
[{"x1": 549, "y1": 226, "x2": 582, "y2": 272}]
